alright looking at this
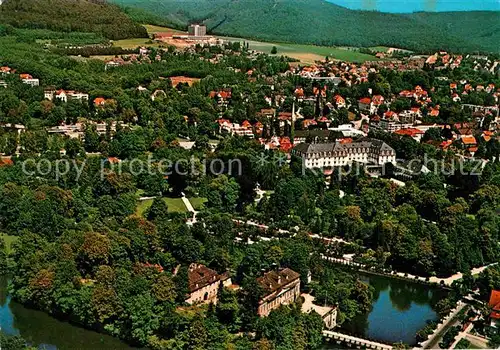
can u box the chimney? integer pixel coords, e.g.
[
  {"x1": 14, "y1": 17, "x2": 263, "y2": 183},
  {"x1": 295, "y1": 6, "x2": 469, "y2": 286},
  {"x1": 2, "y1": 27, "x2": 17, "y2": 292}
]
[{"x1": 278, "y1": 275, "x2": 281, "y2": 284}]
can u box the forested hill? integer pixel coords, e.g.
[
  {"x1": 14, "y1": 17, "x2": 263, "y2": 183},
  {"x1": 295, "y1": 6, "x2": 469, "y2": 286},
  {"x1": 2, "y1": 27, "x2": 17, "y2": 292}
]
[
  {"x1": 113, "y1": 0, "x2": 500, "y2": 53},
  {"x1": 0, "y1": 0, "x2": 148, "y2": 40}
]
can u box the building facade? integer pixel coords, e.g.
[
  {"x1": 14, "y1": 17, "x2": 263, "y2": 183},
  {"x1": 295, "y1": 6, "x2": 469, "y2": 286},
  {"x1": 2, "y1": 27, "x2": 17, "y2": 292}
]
[
  {"x1": 257, "y1": 268, "x2": 301, "y2": 317},
  {"x1": 188, "y1": 24, "x2": 207, "y2": 37},
  {"x1": 185, "y1": 263, "x2": 231, "y2": 305},
  {"x1": 293, "y1": 139, "x2": 396, "y2": 169}
]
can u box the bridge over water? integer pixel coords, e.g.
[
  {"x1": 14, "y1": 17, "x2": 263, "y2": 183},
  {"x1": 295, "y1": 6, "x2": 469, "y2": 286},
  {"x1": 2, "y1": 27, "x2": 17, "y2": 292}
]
[{"x1": 323, "y1": 330, "x2": 393, "y2": 350}]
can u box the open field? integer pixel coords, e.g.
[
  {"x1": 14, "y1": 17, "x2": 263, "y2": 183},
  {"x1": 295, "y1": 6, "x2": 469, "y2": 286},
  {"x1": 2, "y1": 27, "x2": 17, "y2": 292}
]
[
  {"x1": 144, "y1": 24, "x2": 185, "y2": 35},
  {"x1": 143, "y1": 24, "x2": 378, "y2": 63},
  {"x1": 111, "y1": 37, "x2": 161, "y2": 49}
]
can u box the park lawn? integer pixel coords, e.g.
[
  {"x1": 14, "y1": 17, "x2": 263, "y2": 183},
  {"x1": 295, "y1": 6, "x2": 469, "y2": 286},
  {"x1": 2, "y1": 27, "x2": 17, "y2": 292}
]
[
  {"x1": 188, "y1": 197, "x2": 207, "y2": 210},
  {"x1": 136, "y1": 197, "x2": 207, "y2": 215},
  {"x1": 0, "y1": 233, "x2": 19, "y2": 254}
]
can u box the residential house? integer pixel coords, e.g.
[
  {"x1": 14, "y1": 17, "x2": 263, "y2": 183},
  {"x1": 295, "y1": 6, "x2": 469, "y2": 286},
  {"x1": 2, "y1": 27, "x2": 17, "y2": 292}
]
[
  {"x1": 462, "y1": 104, "x2": 499, "y2": 118},
  {"x1": 217, "y1": 119, "x2": 253, "y2": 137},
  {"x1": 257, "y1": 268, "x2": 301, "y2": 317},
  {"x1": 186, "y1": 263, "x2": 231, "y2": 305},
  {"x1": 0, "y1": 66, "x2": 12, "y2": 75},
  {"x1": 209, "y1": 89, "x2": 232, "y2": 107},
  {"x1": 489, "y1": 290, "x2": 500, "y2": 327},
  {"x1": 428, "y1": 106, "x2": 440, "y2": 117},
  {"x1": 394, "y1": 128, "x2": 425, "y2": 142},
  {"x1": 20, "y1": 74, "x2": 39, "y2": 86},
  {"x1": 398, "y1": 109, "x2": 419, "y2": 124},
  {"x1": 460, "y1": 135, "x2": 477, "y2": 149},
  {"x1": 358, "y1": 97, "x2": 374, "y2": 114},
  {"x1": 45, "y1": 89, "x2": 89, "y2": 102},
  {"x1": 93, "y1": 97, "x2": 111, "y2": 108},
  {"x1": 257, "y1": 108, "x2": 276, "y2": 119},
  {"x1": 333, "y1": 95, "x2": 346, "y2": 109},
  {"x1": 328, "y1": 124, "x2": 366, "y2": 138},
  {"x1": 0, "y1": 158, "x2": 14, "y2": 167}
]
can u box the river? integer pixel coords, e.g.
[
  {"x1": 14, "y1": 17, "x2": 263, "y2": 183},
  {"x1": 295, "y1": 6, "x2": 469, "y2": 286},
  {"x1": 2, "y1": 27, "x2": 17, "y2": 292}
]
[
  {"x1": 0, "y1": 276, "x2": 134, "y2": 350},
  {"x1": 0, "y1": 273, "x2": 445, "y2": 348},
  {"x1": 339, "y1": 273, "x2": 446, "y2": 346}
]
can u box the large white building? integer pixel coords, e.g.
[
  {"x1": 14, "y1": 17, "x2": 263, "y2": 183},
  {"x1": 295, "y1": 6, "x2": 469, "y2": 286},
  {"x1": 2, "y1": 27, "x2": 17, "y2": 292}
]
[
  {"x1": 293, "y1": 139, "x2": 396, "y2": 169},
  {"x1": 44, "y1": 89, "x2": 89, "y2": 102},
  {"x1": 188, "y1": 24, "x2": 207, "y2": 37}
]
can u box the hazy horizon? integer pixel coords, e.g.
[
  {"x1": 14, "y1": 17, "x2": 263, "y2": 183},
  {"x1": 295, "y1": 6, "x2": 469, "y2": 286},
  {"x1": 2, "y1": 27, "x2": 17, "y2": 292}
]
[{"x1": 326, "y1": 0, "x2": 500, "y2": 13}]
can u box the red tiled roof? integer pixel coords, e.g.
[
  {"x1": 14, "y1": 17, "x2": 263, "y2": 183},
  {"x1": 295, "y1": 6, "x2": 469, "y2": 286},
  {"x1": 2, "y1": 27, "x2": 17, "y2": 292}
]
[
  {"x1": 294, "y1": 88, "x2": 304, "y2": 97},
  {"x1": 384, "y1": 111, "x2": 397, "y2": 119},
  {"x1": 0, "y1": 158, "x2": 13, "y2": 167},
  {"x1": 107, "y1": 157, "x2": 120, "y2": 164},
  {"x1": 333, "y1": 95, "x2": 345, "y2": 103},
  {"x1": 257, "y1": 268, "x2": 300, "y2": 294},
  {"x1": 188, "y1": 263, "x2": 221, "y2": 293},
  {"x1": 429, "y1": 108, "x2": 440, "y2": 117},
  {"x1": 94, "y1": 97, "x2": 106, "y2": 106},
  {"x1": 489, "y1": 290, "x2": 500, "y2": 319},
  {"x1": 359, "y1": 97, "x2": 371, "y2": 104},
  {"x1": 394, "y1": 128, "x2": 424, "y2": 137},
  {"x1": 440, "y1": 140, "x2": 452, "y2": 149},
  {"x1": 241, "y1": 120, "x2": 251, "y2": 128},
  {"x1": 279, "y1": 112, "x2": 292, "y2": 121},
  {"x1": 372, "y1": 95, "x2": 385, "y2": 106},
  {"x1": 461, "y1": 136, "x2": 477, "y2": 145}
]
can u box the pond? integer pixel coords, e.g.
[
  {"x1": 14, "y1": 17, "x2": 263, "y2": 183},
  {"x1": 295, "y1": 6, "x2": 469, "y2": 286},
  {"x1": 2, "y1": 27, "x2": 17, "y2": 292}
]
[
  {"x1": 340, "y1": 273, "x2": 447, "y2": 346},
  {"x1": 0, "y1": 276, "x2": 134, "y2": 350}
]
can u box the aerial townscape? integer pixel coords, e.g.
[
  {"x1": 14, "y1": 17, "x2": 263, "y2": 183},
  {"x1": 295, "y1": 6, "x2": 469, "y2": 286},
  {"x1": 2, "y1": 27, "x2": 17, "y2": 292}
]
[{"x1": 0, "y1": 0, "x2": 499, "y2": 349}]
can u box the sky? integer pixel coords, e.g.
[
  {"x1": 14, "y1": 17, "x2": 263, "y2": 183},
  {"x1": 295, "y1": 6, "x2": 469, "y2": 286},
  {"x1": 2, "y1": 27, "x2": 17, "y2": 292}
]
[{"x1": 326, "y1": 0, "x2": 500, "y2": 12}]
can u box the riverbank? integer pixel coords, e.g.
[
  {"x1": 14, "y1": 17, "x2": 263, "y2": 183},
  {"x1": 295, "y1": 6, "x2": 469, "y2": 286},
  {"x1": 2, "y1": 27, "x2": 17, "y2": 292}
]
[
  {"x1": 324, "y1": 255, "x2": 497, "y2": 288},
  {"x1": 339, "y1": 272, "x2": 446, "y2": 346},
  {"x1": 0, "y1": 276, "x2": 135, "y2": 349}
]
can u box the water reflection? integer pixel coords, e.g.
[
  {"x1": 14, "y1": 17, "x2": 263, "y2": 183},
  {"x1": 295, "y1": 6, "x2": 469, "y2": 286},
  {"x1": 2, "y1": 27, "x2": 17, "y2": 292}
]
[
  {"x1": 0, "y1": 276, "x2": 134, "y2": 350},
  {"x1": 342, "y1": 273, "x2": 446, "y2": 345}
]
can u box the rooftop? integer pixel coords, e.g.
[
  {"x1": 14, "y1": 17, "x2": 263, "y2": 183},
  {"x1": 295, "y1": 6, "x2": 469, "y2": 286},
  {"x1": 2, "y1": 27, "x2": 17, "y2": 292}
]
[
  {"x1": 188, "y1": 263, "x2": 221, "y2": 293},
  {"x1": 257, "y1": 268, "x2": 300, "y2": 294}
]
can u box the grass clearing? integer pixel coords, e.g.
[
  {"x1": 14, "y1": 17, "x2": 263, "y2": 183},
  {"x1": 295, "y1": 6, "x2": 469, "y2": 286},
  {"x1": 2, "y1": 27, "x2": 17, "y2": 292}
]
[
  {"x1": 220, "y1": 36, "x2": 378, "y2": 63},
  {"x1": 143, "y1": 24, "x2": 185, "y2": 35},
  {"x1": 0, "y1": 233, "x2": 19, "y2": 254},
  {"x1": 136, "y1": 197, "x2": 210, "y2": 216},
  {"x1": 188, "y1": 197, "x2": 207, "y2": 210}
]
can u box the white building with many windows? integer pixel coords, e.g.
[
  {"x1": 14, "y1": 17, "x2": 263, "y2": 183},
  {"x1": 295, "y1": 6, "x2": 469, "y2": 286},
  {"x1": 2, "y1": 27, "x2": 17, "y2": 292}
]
[{"x1": 293, "y1": 139, "x2": 396, "y2": 169}]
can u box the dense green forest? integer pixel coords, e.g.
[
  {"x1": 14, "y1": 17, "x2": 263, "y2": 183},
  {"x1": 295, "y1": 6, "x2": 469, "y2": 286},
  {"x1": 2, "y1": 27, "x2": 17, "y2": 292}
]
[
  {"x1": 113, "y1": 0, "x2": 500, "y2": 53},
  {"x1": 0, "y1": 0, "x2": 147, "y2": 40}
]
